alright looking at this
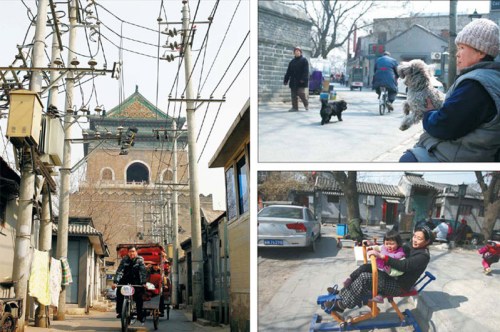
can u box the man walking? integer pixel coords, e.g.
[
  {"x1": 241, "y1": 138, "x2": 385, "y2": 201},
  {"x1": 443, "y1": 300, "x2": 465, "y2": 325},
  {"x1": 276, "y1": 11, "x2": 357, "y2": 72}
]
[{"x1": 284, "y1": 46, "x2": 309, "y2": 112}]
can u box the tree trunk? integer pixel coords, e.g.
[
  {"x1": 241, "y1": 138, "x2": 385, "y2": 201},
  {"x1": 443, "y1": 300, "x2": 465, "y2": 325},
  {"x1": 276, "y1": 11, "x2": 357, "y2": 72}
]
[
  {"x1": 483, "y1": 200, "x2": 500, "y2": 240},
  {"x1": 332, "y1": 171, "x2": 361, "y2": 221}
]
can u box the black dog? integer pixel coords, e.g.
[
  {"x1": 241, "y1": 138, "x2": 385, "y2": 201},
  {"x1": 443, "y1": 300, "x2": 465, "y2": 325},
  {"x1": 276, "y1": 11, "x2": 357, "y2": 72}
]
[{"x1": 320, "y1": 99, "x2": 347, "y2": 125}]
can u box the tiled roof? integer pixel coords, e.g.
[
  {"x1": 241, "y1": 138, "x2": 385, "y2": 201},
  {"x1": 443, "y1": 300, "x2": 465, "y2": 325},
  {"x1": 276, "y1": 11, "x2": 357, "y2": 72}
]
[
  {"x1": 428, "y1": 181, "x2": 482, "y2": 199},
  {"x1": 201, "y1": 208, "x2": 226, "y2": 224},
  {"x1": 315, "y1": 177, "x2": 403, "y2": 197},
  {"x1": 404, "y1": 172, "x2": 436, "y2": 190},
  {"x1": 52, "y1": 222, "x2": 101, "y2": 236}
]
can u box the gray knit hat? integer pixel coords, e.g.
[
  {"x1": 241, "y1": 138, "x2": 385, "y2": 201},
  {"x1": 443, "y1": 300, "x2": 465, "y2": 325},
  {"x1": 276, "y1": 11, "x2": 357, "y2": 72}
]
[{"x1": 455, "y1": 18, "x2": 499, "y2": 57}]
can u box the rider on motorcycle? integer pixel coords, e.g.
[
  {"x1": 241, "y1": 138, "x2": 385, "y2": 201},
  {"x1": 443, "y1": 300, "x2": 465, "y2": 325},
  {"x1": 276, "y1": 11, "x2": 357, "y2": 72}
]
[
  {"x1": 112, "y1": 246, "x2": 147, "y2": 323},
  {"x1": 373, "y1": 51, "x2": 399, "y2": 111}
]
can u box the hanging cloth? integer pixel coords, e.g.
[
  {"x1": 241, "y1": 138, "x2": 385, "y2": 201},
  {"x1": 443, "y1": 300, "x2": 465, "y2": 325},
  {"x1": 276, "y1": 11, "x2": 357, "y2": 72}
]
[
  {"x1": 60, "y1": 257, "x2": 73, "y2": 285},
  {"x1": 28, "y1": 249, "x2": 51, "y2": 306},
  {"x1": 49, "y1": 257, "x2": 62, "y2": 307}
]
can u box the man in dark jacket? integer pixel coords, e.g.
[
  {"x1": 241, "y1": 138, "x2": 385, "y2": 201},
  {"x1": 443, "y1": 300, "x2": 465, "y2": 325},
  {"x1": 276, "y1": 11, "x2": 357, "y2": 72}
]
[
  {"x1": 112, "y1": 246, "x2": 147, "y2": 323},
  {"x1": 373, "y1": 51, "x2": 399, "y2": 111},
  {"x1": 284, "y1": 46, "x2": 309, "y2": 112}
]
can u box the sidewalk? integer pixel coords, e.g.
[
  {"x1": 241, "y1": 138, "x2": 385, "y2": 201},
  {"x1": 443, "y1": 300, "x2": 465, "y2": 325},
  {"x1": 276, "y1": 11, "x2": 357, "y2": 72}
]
[
  {"x1": 25, "y1": 308, "x2": 229, "y2": 332},
  {"x1": 329, "y1": 225, "x2": 500, "y2": 331}
]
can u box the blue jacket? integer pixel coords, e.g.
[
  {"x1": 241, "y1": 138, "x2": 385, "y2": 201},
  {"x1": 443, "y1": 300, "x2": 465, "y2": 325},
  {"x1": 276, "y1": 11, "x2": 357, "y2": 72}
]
[
  {"x1": 410, "y1": 61, "x2": 500, "y2": 162},
  {"x1": 373, "y1": 55, "x2": 398, "y2": 91}
]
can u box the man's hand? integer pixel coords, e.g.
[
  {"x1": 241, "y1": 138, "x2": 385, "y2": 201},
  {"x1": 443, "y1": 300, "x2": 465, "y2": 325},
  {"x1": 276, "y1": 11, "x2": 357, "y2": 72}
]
[
  {"x1": 111, "y1": 283, "x2": 117, "y2": 290},
  {"x1": 425, "y1": 97, "x2": 434, "y2": 111}
]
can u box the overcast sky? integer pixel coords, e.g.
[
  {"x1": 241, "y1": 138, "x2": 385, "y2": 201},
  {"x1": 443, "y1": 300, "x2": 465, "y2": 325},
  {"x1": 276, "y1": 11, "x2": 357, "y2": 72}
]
[{"x1": 0, "y1": 0, "x2": 249, "y2": 209}]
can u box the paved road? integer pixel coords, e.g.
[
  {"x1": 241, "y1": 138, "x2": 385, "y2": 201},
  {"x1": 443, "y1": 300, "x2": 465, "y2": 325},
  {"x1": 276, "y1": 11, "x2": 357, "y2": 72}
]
[
  {"x1": 258, "y1": 225, "x2": 500, "y2": 332},
  {"x1": 258, "y1": 84, "x2": 423, "y2": 162},
  {"x1": 25, "y1": 308, "x2": 229, "y2": 332}
]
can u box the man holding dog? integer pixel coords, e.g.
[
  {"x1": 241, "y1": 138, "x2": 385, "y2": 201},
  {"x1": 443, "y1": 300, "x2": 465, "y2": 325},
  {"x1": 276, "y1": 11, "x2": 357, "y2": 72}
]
[
  {"x1": 400, "y1": 18, "x2": 500, "y2": 162},
  {"x1": 373, "y1": 51, "x2": 399, "y2": 111},
  {"x1": 284, "y1": 46, "x2": 309, "y2": 112}
]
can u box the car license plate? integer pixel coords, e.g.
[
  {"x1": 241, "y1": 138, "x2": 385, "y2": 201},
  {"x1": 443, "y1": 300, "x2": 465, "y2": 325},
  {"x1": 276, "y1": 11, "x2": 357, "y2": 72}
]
[{"x1": 264, "y1": 239, "x2": 283, "y2": 246}]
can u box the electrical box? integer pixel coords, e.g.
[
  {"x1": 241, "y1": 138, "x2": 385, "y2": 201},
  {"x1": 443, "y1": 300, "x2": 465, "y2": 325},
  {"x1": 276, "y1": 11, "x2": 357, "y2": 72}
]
[
  {"x1": 6, "y1": 90, "x2": 43, "y2": 147},
  {"x1": 39, "y1": 116, "x2": 64, "y2": 166}
]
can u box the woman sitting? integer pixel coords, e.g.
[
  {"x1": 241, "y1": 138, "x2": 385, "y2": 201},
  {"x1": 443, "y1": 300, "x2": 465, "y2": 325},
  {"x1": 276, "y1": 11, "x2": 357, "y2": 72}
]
[{"x1": 325, "y1": 226, "x2": 434, "y2": 312}]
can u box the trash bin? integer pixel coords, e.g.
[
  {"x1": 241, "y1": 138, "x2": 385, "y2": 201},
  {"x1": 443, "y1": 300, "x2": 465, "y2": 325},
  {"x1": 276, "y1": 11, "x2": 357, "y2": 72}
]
[{"x1": 337, "y1": 224, "x2": 348, "y2": 236}]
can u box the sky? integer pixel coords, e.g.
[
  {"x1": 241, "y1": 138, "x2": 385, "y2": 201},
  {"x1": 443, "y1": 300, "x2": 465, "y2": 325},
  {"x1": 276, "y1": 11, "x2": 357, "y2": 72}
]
[{"x1": 0, "y1": 0, "x2": 249, "y2": 209}]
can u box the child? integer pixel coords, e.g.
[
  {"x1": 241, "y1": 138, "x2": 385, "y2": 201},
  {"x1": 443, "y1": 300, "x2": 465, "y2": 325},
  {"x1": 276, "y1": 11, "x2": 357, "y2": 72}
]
[
  {"x1": 478, "y1": 240, "x2": 500, "y2": 275},
  {"x1": 328, "y1": 230, "x2": 405, "y2": 303}
]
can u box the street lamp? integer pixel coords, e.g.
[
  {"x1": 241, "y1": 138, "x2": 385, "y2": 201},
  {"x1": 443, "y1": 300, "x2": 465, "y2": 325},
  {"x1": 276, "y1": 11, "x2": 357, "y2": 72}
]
[
  {"x1": 454, "y1": 183, "x2": 468, "y2": 232},
  {"x1": 469, "y1": 9, "x2": 482, "y2": 21}
]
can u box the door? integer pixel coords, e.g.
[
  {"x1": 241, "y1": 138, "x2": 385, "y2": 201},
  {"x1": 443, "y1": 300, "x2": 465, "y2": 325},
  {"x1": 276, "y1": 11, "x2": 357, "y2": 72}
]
[{"x1": 66, "y1": 240, "x2": 80, "y2": 304}]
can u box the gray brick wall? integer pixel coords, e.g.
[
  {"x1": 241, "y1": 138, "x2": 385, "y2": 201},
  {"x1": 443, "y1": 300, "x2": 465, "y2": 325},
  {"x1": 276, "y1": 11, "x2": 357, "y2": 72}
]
[{"x1": 258, "y1": 1, "x2": 313, "y2": 103}]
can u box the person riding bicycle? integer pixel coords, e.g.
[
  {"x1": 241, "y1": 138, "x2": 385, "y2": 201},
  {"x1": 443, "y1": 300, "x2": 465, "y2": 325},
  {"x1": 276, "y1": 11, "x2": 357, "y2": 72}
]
[
  {"x1": 112, "y1": 246, "x2": 147, "y2": 323},
  {"x1": 373, "y1": 51, "x2": 399, "y2": 111}
]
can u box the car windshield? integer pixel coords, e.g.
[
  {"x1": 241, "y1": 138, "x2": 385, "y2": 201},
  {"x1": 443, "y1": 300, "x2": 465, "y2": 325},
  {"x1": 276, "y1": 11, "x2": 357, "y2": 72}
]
[{"x1": 258, "y1": 206, "x2": 303, "y2": 219}]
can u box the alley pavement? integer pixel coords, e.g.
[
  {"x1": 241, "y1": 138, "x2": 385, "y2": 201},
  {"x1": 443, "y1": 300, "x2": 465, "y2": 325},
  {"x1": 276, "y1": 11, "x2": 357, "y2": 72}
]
[
  {"x1": 258, "y1": 84, "x2": 423, "y2": 162},
  {"x1": 25, "y1": 308, "x2": 229, "y2": 332},
  {"x1": 259, "y1": 224, "x2": 500, "y2": 332}
]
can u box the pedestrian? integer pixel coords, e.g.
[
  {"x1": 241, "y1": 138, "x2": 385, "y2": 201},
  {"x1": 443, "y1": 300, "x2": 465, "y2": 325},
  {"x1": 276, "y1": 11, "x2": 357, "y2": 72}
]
[
  {"x1": 340, "y1": 73, "x2": 345, "y2": 86},
  {"x1": 283, "y1": 46, "x2": 309, "y2": 112},
  {"x1": 454, "y1": 219, "x2": 473, "y2": 244},
  {"x1": 400, "y1": 18, "x2": 500, "y2": 162},
  {"x1": 324, "y1": 226, "x2": 433, "y2": 313},
  {"x1": 432, "y1": 217, "x2": 449, "y2": 243},
  {"x1": 373, "y1": 51, "x2": 399, "y2": 111},
  {"x1": 478, "y1": 240, "x2": 500, "y2": 275},
  {"x1": 345, "y1": 218, "x2": 364, "y2": 245}
]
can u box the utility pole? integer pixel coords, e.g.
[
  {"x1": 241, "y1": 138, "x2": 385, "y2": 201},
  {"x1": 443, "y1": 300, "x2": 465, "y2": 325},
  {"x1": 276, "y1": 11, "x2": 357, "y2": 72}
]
[
  {"x1": 171, "y1": 120, "x2": 179, "y2": 307},
  {"x1": 448, "y1": 0, "x2": 458, "y2": 86},
  {"x1": 12, "y1": 0, "x2": 49, "y2": 330},
  {"x1": 55, "y1": 0, "x2": 77, "y2": 320},
  {"x1": 181, "y1": 0, "x2": 204, "y2": 319},
  {"x1": 36, "y1": 14, "x2": 62, "y2": 327}
]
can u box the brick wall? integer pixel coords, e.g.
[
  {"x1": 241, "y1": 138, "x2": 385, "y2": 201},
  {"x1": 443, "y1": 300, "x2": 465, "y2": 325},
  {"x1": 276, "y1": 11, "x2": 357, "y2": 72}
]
[{"x1": 258, "y1": 1, "x2": 312, "y2": 103}]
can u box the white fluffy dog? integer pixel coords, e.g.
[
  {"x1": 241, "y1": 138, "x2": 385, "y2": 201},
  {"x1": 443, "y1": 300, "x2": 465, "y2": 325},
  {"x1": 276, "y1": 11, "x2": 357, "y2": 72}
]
[{"x1": 397, "y1": 59, "x2": 445, "y2": 131}]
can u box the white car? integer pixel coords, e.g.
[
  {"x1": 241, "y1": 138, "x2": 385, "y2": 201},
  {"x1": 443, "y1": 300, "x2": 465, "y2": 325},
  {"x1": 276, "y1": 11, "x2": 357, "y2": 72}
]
[
  {"x1": 397, "y1": 76, "x2": 444, "y2": 97},
  {"x1": 258, "y1": 205, "x2": 321, "y2": 252}
]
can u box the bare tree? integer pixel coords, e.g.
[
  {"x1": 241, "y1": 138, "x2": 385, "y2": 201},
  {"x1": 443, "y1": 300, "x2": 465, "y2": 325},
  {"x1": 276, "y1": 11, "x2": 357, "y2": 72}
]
[
  {"x1": 258, "y1": 171, "x2": 314, "y2": 202},
  {"x1": 475, "y1": 171, "x2": 500, "y2": 241},
  {"x1": 331, "y1": 171, "x2": 360, "y2": 221},
  {"x1": 293, "y1": 0, "x2": 376, "y2": 59}
]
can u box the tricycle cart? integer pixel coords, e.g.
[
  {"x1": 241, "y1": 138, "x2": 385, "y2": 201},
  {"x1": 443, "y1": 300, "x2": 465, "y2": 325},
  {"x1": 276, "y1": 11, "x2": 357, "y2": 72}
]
[{"x1": 116, "y1": 243, "x2": 166, "y2": 331}]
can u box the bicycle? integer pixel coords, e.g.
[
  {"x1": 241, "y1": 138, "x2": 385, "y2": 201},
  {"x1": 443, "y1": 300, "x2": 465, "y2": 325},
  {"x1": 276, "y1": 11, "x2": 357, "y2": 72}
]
[{"x1": 379, "y1": 86, "x2": 389, "y2": 115}]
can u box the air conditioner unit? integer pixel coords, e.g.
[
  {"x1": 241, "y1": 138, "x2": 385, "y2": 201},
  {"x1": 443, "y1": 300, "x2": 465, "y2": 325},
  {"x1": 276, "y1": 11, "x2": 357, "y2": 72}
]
[
  {"x1": 431, "y1": 52, "x2": 442, "y2": 60},
  {"x1": 365, "y1": 195, "x2": 375, "y2": 206},
  {"x1": 39, "y1": 116, "x2": 64, "y2": 166}
]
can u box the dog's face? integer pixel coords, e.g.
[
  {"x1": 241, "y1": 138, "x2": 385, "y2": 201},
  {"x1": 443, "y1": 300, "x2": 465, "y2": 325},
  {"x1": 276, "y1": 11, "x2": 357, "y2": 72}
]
[
  {"x1": 397, "y1": 59, "x2": 432, "y2": 89},
  {"x1": 331, "y1": 100, "x2": 347, "y2": 112}
]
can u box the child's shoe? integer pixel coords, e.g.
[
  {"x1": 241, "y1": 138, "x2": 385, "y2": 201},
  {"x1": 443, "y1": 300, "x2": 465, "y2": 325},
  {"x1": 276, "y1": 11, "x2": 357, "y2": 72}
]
[
  {"x1": 371, "y1": 294, "x2": 384, "y2": 303},
  {"x1": 484, "y1": 268, "x2": 492, "y2": 275},
  {"x1": 343, "y1": 277, "x2": 352, "y2": 288}
]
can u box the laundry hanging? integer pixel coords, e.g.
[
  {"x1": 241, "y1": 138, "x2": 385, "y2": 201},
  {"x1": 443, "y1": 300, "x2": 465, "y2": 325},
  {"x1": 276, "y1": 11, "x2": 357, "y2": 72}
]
[
  {"x1": 49, "y1": 257, "x2": 62, "y2": 307},
  {"x1": 28, "y1": 249, "x2": 51, "y2": 306},
  {"x1": 60, "y1": 257, "x2": 73, "y2": 286}
]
